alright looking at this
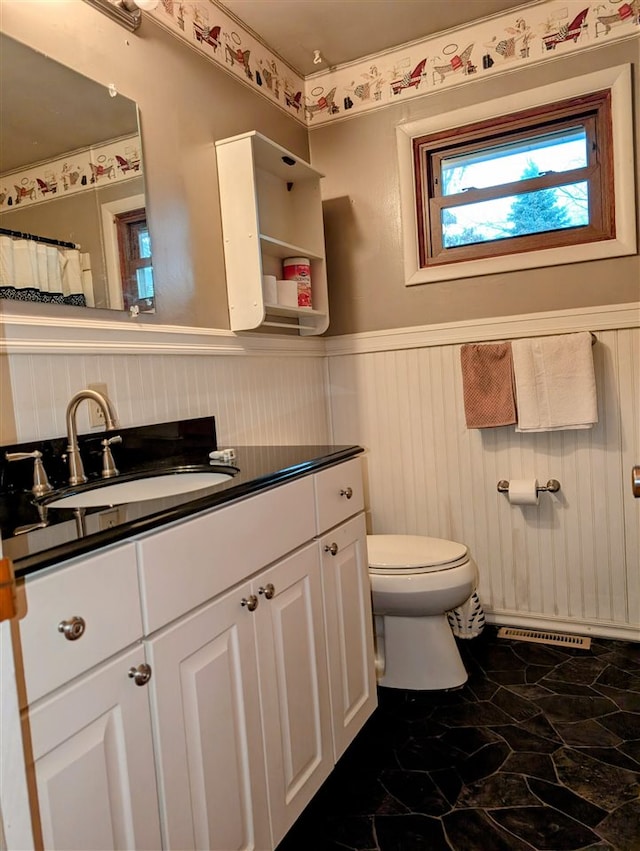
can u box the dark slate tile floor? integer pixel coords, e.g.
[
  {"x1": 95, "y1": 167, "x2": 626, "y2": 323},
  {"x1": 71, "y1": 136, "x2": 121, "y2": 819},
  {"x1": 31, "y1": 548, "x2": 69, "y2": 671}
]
[{"x1": 277, "y1": 626, "x2": 640, "y2": 851}]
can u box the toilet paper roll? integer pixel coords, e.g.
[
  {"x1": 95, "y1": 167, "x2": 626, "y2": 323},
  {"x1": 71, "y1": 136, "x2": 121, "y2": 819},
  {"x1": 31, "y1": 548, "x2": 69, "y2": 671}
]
[
  {"x1": 262, "y1": 275, "x2": 277, "y2": 305},
  {"x1": 276, "y1": 279, "x2": 298, "y2": 307},
  {"x1": 507, "y1": 479, "x2": 539, "y2": 505}
]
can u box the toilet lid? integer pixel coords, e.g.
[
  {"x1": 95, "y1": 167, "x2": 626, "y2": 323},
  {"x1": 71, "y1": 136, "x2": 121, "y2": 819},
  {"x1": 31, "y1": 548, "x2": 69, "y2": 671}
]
[{"x1": 367, "y1": 534, "x2": 468, "y2": 574}]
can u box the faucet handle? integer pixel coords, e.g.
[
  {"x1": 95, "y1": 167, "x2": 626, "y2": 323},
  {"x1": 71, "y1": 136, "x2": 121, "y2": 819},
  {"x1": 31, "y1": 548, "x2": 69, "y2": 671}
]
[
  {"x1": 5, "y1": 450, "x2": 53, "y2": 497},
  {"x1": 100, "y1": 436, "x2": 121, "y2": 479}
]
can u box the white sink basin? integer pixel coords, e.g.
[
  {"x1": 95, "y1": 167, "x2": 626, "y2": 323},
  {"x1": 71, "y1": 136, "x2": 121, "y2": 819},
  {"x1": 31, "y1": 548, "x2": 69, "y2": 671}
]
[{"x1": 45, "y1": 471, "x2": 234, "y2": 509}]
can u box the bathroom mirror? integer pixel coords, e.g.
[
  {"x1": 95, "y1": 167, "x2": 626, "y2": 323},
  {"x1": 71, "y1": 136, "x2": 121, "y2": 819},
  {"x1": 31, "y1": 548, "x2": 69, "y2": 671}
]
[{"x1": 0, "y1": 34, "x2": 154, "y2": 313}]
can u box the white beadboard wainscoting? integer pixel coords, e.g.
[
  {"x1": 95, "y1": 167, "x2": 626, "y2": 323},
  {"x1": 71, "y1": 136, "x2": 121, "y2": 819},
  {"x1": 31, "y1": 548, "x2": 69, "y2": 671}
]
[
  {"x1": 0, "y1": 316, "x2": 331, "y2": 447},
  {"x1": 326, "y1": 305, "x2": 640, "y2": 641},
  {"x1": 1, "y1": 305, "x2": 638, "y2": 639}
]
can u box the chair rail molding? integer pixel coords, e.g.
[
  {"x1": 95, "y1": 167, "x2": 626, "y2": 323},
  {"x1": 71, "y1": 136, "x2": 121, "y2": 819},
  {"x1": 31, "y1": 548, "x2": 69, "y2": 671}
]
[
  {"x1": 1, "y1": 303, "x2": 638, "y2": 358},
  {"x1": 0, "y1": 314, "x2": 325, "y2": 357},
  {"x1": 324, "y1": 303, "x2": 640, "y2": 356}
]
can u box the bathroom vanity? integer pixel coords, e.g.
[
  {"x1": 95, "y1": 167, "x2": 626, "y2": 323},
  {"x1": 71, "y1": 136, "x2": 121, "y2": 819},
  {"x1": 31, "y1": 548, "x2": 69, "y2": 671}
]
[{"x1": 2, "y1": 423, "x2": 376, "y2": 850}]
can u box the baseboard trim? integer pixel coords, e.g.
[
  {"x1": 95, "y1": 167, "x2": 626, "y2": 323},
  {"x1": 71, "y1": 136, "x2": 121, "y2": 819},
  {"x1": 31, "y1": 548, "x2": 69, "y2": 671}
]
[{"x1": 485, "y1": 609, "x2": 640, "y2": 643}]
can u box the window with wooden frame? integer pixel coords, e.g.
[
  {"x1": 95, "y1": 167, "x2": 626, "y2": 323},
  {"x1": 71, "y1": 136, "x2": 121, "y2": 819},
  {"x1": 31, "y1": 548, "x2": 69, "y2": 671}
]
[
  {"x1": 396, "y1": 65, "x2": 635, "y2": 285},
  {"x1": 413, "y1": 90, "x2": 613, "y2": 268},
  {"x1": 115, "y1": 208, "x2": 155, "y2": 312}
]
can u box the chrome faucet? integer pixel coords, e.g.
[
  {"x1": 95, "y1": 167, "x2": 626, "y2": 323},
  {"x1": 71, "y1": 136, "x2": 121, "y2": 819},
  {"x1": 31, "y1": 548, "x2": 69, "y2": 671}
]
[{"x1": 65, "y1": 389, "x2": 119, "y2": 485}]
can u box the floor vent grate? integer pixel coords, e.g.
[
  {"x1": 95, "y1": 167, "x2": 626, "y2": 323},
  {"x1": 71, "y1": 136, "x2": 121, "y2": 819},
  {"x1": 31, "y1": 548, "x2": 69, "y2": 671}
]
[{"x1": 497, "y1": 627, "x2": 591, "y2": 649}]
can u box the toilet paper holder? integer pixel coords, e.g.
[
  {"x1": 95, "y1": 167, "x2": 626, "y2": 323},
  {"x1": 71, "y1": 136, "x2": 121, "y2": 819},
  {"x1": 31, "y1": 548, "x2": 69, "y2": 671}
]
[{"x1": 497, "y1": 479, "x2": 561, "y2": 494}]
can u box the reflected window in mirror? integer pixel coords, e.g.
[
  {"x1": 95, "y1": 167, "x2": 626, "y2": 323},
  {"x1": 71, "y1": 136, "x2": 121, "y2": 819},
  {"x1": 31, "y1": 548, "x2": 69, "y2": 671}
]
[{"x1": 116, "y1": 208, "x2": 155, "y2": 313}]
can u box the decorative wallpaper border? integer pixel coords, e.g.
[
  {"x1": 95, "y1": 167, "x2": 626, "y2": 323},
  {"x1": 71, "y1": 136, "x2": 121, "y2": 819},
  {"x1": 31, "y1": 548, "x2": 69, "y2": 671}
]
[
  {"x1": 147, "y1": 0, "x2": 306, "y2": 121},
  {"x1": 0, "y1": 135, "x2": 143, "y2": 213},
  {"x1": 146, "y1": 0, "x2": 639, "y2": 127}
]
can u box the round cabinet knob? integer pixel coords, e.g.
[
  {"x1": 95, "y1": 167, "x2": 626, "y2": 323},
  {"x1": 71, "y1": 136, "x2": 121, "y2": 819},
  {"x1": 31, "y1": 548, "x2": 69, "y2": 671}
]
[
  {"x1": 57, "y1": 615, "x2": 86, "y2": 641},
  {"x1": 340, "y1": 487, "x2": 353, "y2": 499},
  {"x1": 633, "y1": 465, "x2": 640, "y2": 498},
  {"x1": 128, "y1": 663, "x2": 152, "y2": 686},
  {"x1": 324, "y1": 542, "x2": 339, "y2": 556},
  {"x1": 241, "y1": 594, "x2": 259, "y2": 612},
  {"x1": 258, "y1": 583, "x2": 275, "y2": 599}
]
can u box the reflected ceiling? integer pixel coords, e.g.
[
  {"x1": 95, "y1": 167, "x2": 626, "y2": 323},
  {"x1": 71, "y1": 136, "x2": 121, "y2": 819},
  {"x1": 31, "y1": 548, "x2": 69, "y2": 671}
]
[{"x1": 0, "y1": 34, "x2": 138, "y2": 172}]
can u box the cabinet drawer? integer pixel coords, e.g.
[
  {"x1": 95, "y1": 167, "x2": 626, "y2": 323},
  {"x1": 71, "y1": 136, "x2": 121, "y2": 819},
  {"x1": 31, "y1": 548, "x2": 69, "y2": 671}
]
[
  {"x1": 16, "y1": 544, "x2": 142, "y2": 706},
  {"x1": 137, "y1": 475, "x2": 316, "y2": 633},
  {"x1": 314, "y1": 458, "x2": 364, "y2": 534}
]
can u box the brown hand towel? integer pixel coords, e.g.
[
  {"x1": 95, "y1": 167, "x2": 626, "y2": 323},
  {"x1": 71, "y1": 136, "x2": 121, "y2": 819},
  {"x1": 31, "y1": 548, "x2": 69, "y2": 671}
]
[{"x1": 460, "y1": 342, "x2": 517, "y2": 428}]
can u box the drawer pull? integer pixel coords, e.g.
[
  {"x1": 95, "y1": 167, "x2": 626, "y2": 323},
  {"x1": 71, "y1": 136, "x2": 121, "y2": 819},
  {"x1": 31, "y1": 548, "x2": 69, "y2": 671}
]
[
  {"x1": 324, "y1": 542, "x2": 339, "y2": 556},
  {"x1": 241, "y1": 595, "x2": 259, "y2": 612},
  {"x1": 57, "y1": 615, "x2": 86, "y2": 641},
  {"x1": 340, "y1": 487, "x2": 353, "y2": 499},
  {"x1": 258, "y1": 583, "x2": 275, "y2": 599},
  {"x1": 128, "y1": 663, "x2": 152, "y2": 686}
]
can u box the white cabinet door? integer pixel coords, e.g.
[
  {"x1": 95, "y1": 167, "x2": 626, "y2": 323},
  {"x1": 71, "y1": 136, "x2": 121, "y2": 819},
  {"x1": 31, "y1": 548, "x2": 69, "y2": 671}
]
[
  {"x1": 146, "y1": 581, "x2": 271, "y2": 851},
  {"x1": 26, "y1": 646, "x2": 161, "y2": 851},
  {"x1": 320, "y1": 513, "x2": 377, "y2": 761},
  {"x1": 254, "y1": 543, "x2": 333, "y2": 848}
]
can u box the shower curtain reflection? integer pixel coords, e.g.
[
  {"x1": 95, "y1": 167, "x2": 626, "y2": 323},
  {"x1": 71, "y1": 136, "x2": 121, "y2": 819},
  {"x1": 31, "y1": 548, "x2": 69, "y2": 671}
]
[{"x1": 0, "y1": 229, "x2": 91, "y2": 306}]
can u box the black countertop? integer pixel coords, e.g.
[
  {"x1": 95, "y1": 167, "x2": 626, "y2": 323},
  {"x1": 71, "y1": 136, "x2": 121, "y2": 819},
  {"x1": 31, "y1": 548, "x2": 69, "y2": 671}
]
[{"x1": 1, "y1": 418, "x2": 363, "y2": 578}]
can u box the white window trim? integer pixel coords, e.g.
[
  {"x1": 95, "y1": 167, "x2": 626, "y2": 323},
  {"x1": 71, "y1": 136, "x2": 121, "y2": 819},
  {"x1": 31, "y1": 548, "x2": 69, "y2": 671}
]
[
  {"x1": 397, "y1": 64, "x2": 636, "y2": 286},
  {"x1": 100, "y1": 193, "x2": 146, "y2": 310}
]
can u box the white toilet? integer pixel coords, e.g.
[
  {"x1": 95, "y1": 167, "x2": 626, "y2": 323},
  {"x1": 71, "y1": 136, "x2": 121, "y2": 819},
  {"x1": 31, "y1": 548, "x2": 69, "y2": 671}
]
[{"x1": 367, "y1": 534, "x2": 478, "y2": 691}]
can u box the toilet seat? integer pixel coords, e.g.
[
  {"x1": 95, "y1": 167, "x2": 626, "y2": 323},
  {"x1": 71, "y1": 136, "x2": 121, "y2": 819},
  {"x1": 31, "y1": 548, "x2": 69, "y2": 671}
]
[{"x1": 367, "y1": 534, "x2": 469, "y2": 575}]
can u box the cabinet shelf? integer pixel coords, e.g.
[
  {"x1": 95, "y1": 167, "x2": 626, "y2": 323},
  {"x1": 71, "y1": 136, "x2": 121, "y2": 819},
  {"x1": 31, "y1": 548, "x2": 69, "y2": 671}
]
[
  {"x1": 216, "y1": 131, "x2": 329, "y2": 336},
  {"x1": 259, "y1": 234, "x2": 324, "y2": 261},
  {"x1": 264, "y1": 303, "x2": 326, "y2": 318}
]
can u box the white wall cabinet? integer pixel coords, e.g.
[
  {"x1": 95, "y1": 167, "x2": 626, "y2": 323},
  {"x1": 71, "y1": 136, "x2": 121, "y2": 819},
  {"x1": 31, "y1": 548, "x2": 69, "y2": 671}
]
[
  {"x1": 13, "y1": 458, "x2": 374, "y2": 851},
  {"x1": 216, "y1": 131, "x2": 329, "y2": 335}
]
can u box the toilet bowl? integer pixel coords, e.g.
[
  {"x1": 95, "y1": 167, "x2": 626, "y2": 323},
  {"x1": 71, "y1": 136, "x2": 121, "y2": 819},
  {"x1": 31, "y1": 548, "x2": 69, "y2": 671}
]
[{"x1": 368, "y1": 534, "x2": 478, "y2": 691}]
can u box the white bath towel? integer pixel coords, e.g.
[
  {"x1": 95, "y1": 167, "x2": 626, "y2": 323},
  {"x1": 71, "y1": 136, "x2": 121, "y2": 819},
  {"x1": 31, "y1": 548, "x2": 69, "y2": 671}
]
[{"x1": 512, "y1": 332, "x2": 598, "y2": 432}]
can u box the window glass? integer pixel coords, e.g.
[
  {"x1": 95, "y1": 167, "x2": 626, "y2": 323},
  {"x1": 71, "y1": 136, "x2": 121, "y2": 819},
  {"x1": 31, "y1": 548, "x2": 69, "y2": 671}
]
[
  {"x1": 442, "y1": 182, "x2": 590, "y2": 247},
  {"x1": 440, "y1": 127, "x2": 587, "y2": 195}
]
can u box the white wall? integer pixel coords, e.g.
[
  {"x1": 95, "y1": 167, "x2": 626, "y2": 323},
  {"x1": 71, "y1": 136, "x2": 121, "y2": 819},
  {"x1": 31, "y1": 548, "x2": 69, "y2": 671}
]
[
  {"x1": 0, "y1": 320, "x2": 331, "y2": 448},
  {"x1": 326, "y1": 306, "x2": 640, "y2": 640}
]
